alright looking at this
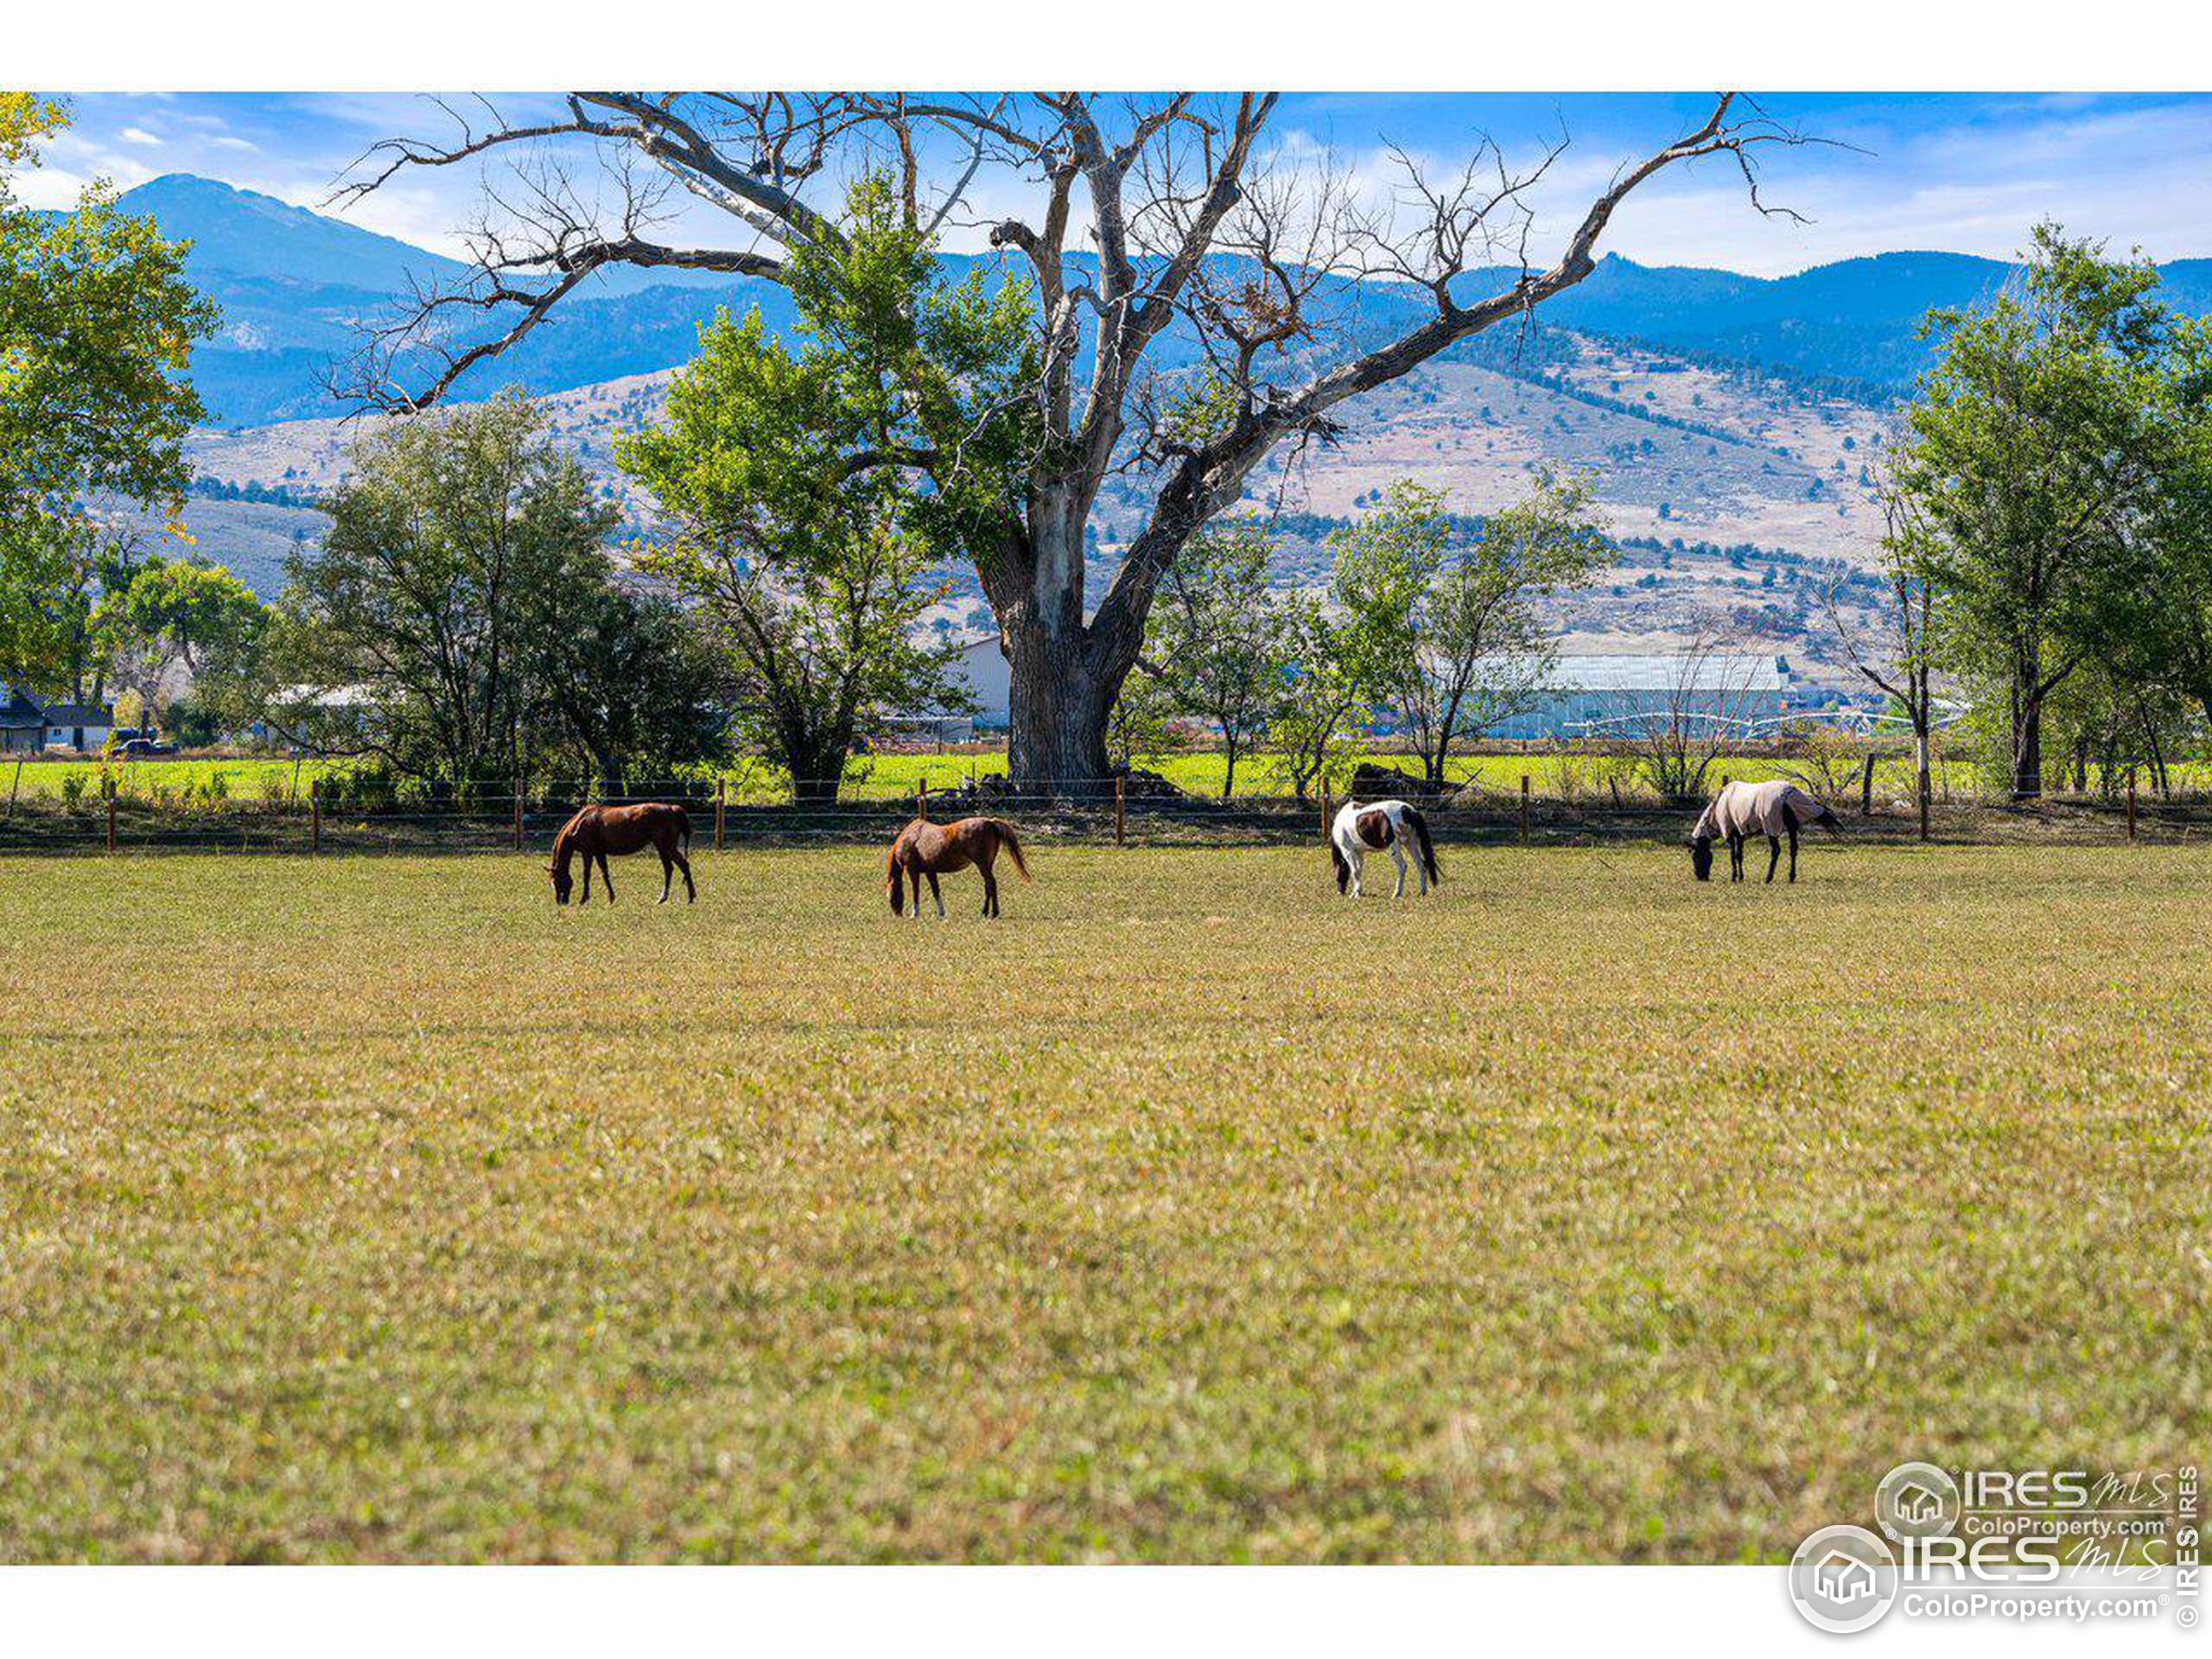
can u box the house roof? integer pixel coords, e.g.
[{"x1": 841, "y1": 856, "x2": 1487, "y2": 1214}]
[{"x1": 37, "y1": 702, "x2": 111, "y2": 726}]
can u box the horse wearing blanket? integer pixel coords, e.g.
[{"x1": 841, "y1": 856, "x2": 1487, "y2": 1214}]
[
  {"x1": 1688, "y1": 779, "x2": 1842, "y2": 884},
  {"x1": 1330, "y1": 798, "x2": 1441, "y2": 898}
]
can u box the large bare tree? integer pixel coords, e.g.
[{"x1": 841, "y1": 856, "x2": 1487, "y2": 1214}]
[{"x1": 334, "y1": 92, "x2": 1809, "y2": 791}]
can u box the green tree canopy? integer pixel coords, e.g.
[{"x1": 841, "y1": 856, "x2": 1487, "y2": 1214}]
[
  {"x1": 1148, "y1": 519, "x2": 1292, "y2": 800},
  {"x1": 1896, "y1": 223, "x2": 2173, "y2": 797},
  {"x1": 93, "y1": 555, "x2": 270, "y2": 727},
  {"x1": 1, "y1": 96, "x2": 216, "y2": 702},
  {"x1": 1331, "y1": 474, "x2": 1607, "y2": 788},
  {"x1": 619, "y1": 181, "x2": 994, "y2": 798},
  {"x1": 276, "y1": 392, "x2": 723, "y2": 787},
  {"x1": 0, "y1": 95, "x2": 214, "y2": 519}
]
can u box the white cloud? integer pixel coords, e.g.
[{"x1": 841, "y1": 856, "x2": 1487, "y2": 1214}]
[{"x1": 118, "y1": 126, "x2": 162, "y2": 147}]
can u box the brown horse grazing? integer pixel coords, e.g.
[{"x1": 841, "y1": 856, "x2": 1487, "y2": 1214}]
[
  {"x1": 550, "y1": 802, "x2": 695, "y2": 906},
  {"x1": 887, "y1": 816, "x2": 1031, "y2": 919}
]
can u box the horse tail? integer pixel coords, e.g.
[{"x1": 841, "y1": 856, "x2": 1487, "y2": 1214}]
[
  {"x1": 672, "y1": 804, "x2": 692, "y2": 849},
  {"x1": 887, "y1": 842, "x2": 905, "y2": 914},
  {"x1": 994, "y1": 821, "x2": 1033, "y2": 880},
  {"x1": 1407, "y1": 805, "x2": 1442, "y2": 885}
]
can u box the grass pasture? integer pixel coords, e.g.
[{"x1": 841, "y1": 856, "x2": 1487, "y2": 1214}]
[{"x1": 1, "y1": 842, "x2": 2204, "y2": 1561}]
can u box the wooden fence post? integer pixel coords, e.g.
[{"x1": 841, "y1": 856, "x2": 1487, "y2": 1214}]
[
  {"x1": 2127, "y1": 772, "x2": 2138, "y2": 842},
  {"x1": 1319, "y1": 783, "x2": 1332, "y2": 841},
  {"x1": 106, "y1": 784, "x2": 117, "y2": 855},
  {"x1": 917, "y1": 778, "x2": 928, "y2": 821},
  {"x1": 1860, "y1": 753, "x2": 1877, "y2": 817},
  {"x1": 1115, "y1": 774, "x2": 1126, "y2": 847},
  {"x1": 310, "y1": 783, "x2": 321, "y2": 855},
  {"x1": 513, "y1": 782, "x2": 524, "y2": 851},
  {"x1": 1520, "y1": 774, "x2": 1531, "y2": 845},
  {"x1": 5, "y1": 754, "x2": 21, "y2": 819},
  {"x1": 715, "y1": 776, "x2": 727, "y2": 853}
]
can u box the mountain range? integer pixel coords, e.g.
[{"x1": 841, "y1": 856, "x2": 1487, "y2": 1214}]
[
  {"x1": 102, "y1": 175, "x2": 2212, "y2": 681},
  {"x1": 118, "y1": 174, "x2": 2212, "y2": 429}
]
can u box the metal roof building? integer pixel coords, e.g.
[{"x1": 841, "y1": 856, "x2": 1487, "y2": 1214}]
[{"x1": 1484, "y1": 652, "x2": 1789, "y2": 741}]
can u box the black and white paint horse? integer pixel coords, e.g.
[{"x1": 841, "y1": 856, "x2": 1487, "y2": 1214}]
[
  {"x1": 1330, "y1": 798, "x2": 1442, "y2": 898},
  {"x1": 1688, "y1": 779, "x2": 1842, "y2": 883}
]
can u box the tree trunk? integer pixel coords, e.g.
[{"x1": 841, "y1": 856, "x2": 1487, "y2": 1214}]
[
  {"x1": 788, "y1": 746, "x2": 848, "y2": 804},
  {"x1": 2012, "y1": 693, "x2": 2044, "y2": 799},
  {"x1": 1914, "y1": 725, "x2": 1931, "y2": 842},
  {"x1": 1006, "y1": 620, "x2": 1116, "y2": 799}
]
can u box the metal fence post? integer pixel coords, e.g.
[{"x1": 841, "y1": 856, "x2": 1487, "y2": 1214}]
[
  {"x1": 1115, "y1": 774, "x2": 1126, "y2": 847},
  {"x1": 1520, "y1": 774, "x2": 1530, "y2": 845},
  {"x1": 715, "y1": 776, "x2": 727, "y2": 853}
]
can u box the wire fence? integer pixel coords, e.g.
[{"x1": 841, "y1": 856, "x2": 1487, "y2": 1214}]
[{"x1": 3, "y1": 765, "x2": 2208, "y2": 855}]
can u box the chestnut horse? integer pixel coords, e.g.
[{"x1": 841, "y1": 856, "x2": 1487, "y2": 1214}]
[
  {"x1": 887, "y1": 816, "x2": 1031, "y2": 919},
  {"x1": 550, "y1": 802, "x2": 695, "y2": 906}
]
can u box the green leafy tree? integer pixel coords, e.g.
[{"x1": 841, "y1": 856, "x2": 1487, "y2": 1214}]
[
  {"x1": 1103, "y1": 664, "x2": 1186, "y2": 774},
  {"x1": 276, "y1": 394, "x2": 635, "y2": 785},
  {"x1": 2129, "y1": 313, "x2": 2212, "y2": 739},
  {"x1": 518, "y1": 569, "x2": 733, "y2": 796},
  {"x1": 1895, "y1": 224, "x2": 2170, "y2": 798},
  {"x1": 1331, "y1": 474, "x2": 1606, "y2": 788},
  {"x1": 93, "y1": 556, "x2": 270, "y2": 730},
  {"x1": 1, "y1": 97, "x2": 216, "y2": 690},
  {"x1": 1148, "y1": 519, "x2": 1291, "y2": 800},
  {"x1": 620, "y1": 183, "x2": 988, "y2": 800},
  {"x1": 0, "y1": 509, "x2": 131, "y2": 698},
  {"x1": 1266, "y1": 595, "x2": 1364, "y2": 804}
]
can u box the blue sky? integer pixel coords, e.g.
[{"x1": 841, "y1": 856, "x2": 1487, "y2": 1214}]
[{"x1": 24, "y1": 91, "x2": 2212, "y2": 276}]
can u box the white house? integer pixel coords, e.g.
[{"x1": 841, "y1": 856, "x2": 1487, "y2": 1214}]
[
  {"x1": 941, "y1": 632, "x2": 1012, "y2": 729},
  {"x1": 37, "y1": 701, "x2": 115, "y2": 752},
  {"x1": 0, "y1": 687, "x2": 114, "y2": 753}
]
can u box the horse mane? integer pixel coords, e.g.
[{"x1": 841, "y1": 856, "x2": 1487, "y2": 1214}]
[{"x1": 549, "y1": 805, "x2": 595, "y2": 874}]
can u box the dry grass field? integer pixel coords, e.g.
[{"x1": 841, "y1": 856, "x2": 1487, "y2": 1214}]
[{"x1": 1, "y1": 842, "x2": 2204, "y2": 1561}]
